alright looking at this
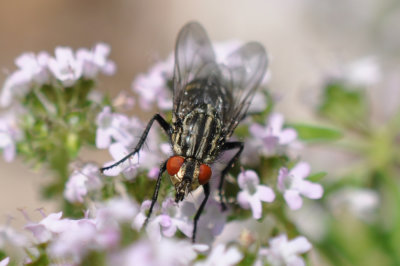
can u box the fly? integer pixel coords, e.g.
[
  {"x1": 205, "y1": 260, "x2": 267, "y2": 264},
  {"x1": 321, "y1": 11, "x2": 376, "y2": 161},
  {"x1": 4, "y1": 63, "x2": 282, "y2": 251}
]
[{"x1": 101, "y1": 22, "x2": 268, "y2": 242}]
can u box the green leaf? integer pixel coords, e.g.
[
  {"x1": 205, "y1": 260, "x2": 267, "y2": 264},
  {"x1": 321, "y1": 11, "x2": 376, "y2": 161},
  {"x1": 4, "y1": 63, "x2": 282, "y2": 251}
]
[
  {"x1": 308, "y1": 172, "x2": 327, "y2": 182},
  {"x1": 0, "y1": 250, "x2": 6, "y2": 261},
  {"x1": 318, "y1": 81, "x2": 368, "y2": 127},
  {"x1": 290, "y1": 124, "x2": 342, "y2": 141}
]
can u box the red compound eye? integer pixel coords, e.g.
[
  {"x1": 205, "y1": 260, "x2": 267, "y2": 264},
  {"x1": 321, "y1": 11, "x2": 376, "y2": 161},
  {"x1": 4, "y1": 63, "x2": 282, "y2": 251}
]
[
  {"x1": 198, "y1": 164, "x2": 212, "y2": 185},
  {"x1": 167, "y1": 156, "x2": 185, "y2": 176}
]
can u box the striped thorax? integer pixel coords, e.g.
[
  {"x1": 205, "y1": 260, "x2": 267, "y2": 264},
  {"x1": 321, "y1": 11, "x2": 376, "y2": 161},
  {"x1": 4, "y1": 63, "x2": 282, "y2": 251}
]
[{"x1": 168, "y1": 104, "x2": 222, "y2": 201}]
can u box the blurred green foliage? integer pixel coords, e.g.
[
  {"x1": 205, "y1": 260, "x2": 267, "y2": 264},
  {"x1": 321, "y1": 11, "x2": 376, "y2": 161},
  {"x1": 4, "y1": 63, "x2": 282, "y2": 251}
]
[{"x1": 313, "y1": 80, "x2": 400, "y2": 266}]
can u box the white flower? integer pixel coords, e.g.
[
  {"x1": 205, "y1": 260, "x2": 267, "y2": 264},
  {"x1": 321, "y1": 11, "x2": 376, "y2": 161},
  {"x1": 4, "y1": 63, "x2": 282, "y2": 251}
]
[
  {"x1": 237, "y1": 170, "x2": 275, "y2": 219},
  {"x1": 15, "y1": 52, "x2": 51, "y2": 84},
  {"x1": 0, "y1": 224, "x2": 29, "y2": 247},
  {"x1": 195, "y1": 199, "x2": 228, "y2": 244},
  {"x1": 95, "y1": 106, "x2": 135, "y2": 149},
  {"x1": 76, "y1": 43, "x2": 116, "y2": 78},
  {"x1": 132, "y1": 200, "x2": 154, "y2": 231},
  {"x1": 277, "y1": 162, "x2": 323, "y2": 210},
  {"x1": 100, "y1": 112, "x2": 171, "y2": 179},
  {"x1": 343, "y1": 57, "x2": 380, "y2": 86},
  {"x1": 131, "y1": 55, "x2": 174, "y2": 111},
  {"x1": 256, "y1": 234, "x2": 312, "y2": 266},
  {"x1": 24, "y1": 212, "x2": 72, "y2": 243},
  {"x1": 111, "y1": 238, "x2": 199, "y2": 266},
  {"x1": 48, "y1": 219, "x2": 97, "y2": 262},
  {"x1": 1, "y1": 52, "x2": 50, "y2": 107},
  {"x1": 157, "y1": 198, "x2": 195, "y2": 238},
  {"x1": 64, "y1": 163, "x2": 103, "y2": 203},
  {"x1": 194, "y1": 244, "x2": 243, "y2": 266},
  {"x1": 0, "y1": 111, "x2": 22, "y2": 162},
  {"x1": 96, "y1": 197, "x2": 139, "y2": 227},
  {"x1": 0, "y1": 257, "x2": 9, "y2": 266},
  {"x1": 102, "y1": 142, "x2": 140, "y2": 180},
  {"x1": 48, "y1": 46, "x2": 83, "y2": 87},
  {"x1": 328, "y1": 188, "x2": 379, "y2": 222}
]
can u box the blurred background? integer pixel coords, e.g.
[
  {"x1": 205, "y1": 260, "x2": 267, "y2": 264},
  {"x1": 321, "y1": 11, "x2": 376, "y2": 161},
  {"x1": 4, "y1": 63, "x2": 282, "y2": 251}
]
[{"x1": 0, "y1": 0, "x2": 399, "y2": 262}]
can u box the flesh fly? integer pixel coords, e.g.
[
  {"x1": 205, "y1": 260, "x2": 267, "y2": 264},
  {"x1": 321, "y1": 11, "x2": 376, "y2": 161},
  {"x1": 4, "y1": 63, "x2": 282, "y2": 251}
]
[{"x1": 101, "y1": 22, "x2": 268, "y2": 242}]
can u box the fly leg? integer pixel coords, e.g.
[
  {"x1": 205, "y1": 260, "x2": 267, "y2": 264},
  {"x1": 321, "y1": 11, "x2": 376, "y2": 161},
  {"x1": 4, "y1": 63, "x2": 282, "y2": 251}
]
[
  {"x1": 143, "y1": 161, "x2": 167, "y2": 228},
  {"x1": 218, "y1": 141, "x2": 244, "y2": 211},
  {"x1": 100, "y1": 114, "x2": 171, "y2": 173},
  {"x1": 192, "y1": 183, "x2": 210, "y2": 243}
]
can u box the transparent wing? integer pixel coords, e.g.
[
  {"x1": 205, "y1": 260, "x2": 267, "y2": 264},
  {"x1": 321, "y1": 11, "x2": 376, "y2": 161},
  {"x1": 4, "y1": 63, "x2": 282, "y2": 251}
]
[
  {"x1": 173, "y1": 22, "x2": 216, "y2": 117},
  {"x1": 220, "y1": 42, "x2": 268, "y2": 137}
]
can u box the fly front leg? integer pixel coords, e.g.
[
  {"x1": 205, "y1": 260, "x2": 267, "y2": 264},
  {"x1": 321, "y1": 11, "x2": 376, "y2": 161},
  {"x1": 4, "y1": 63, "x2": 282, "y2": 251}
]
[
  {"x1": 218, "y1": 141, "x2": 244, "y2": 211},
  {"x1": 192, "y1": 183, "x2": 210, "y2": 243},
  {"x1": 100, "y1": 114, "x2": 171, "y2": 173},
  {"x1": 143, "y1": 160, "x2": 167, "y2": 228}
]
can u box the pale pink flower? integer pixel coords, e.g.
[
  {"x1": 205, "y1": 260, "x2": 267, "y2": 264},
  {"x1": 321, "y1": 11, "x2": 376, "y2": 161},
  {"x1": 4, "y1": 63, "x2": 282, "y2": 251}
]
[
  {"x1": 328, "y1": 188, "x2": 379, "y2": 222},
  {"x1": 250, "y1": 113, "x2": 297, "y2": 156},
  {"x1": 1, "y1": 52, "x2": 50, "y2": 107},
  {"x1": 25, "y1": 212, "x2": 72, "y2": 243},
  {"x1": 0, "y1": 111, "x2": 22, "y2": 162},
  {"x1": 95, "y1": 106, "x2": 134, "y2": 149},
  {"x1": 100, "y1": 113, "x2": 171, "y2": 179},
  {"x1": 332, "y1": 56, "x2": 381, "y2": 87},
  {"x1": 255, "y1": 234, "x2": 312, "y2": 266},
  {"x1": 0, "y1": 257, "x2": 9, "y2": 266},
  {"x1": 76, "y1": 43, "x2": 116, "y2": 78},
  {"x1": 131, "y1": 55, "x2": 174, "y2": 111},
  {"x1": 195, "y1": 199, "x2": 227, "y2": 244},
  {"x1": 64, "y1": 163, "x2": 103, "y2": 203},
  {"x1": 132, "y1": 200, "x2": 154, "y2": 231},
  {"x1": 15, "y1": 52, "x2": 50, "y2": 84},
  {"x1": 0, "y1": 224, "x2": 29, "y2": 247},
  {"x1": 48, "y1": 47, "x2": 83, "y2": 87},
  {"x1": 48, "y1": 219, "x2": 97, "y2": 262},
  {"x1": 96, "y1": 197, "x2": 138, "y2": 227},
  {"x1": 194, "y1": 244, "x2": 243, "y2": 266},
  {"x1": 157, "y1": 198, "x2": 195, "y2": 238},
  {"x1": 237, "y1": 170, "x2": 275, "y2": 219},
  {"x1": 101, "y1": 142, "x2": 139, "y2": 180},
  {"x1": 277, "y1": 162, "x2": 323, "y2": 210},
  {"x1": 111, "y1": 238, "x2": 200, "y2": 266}
]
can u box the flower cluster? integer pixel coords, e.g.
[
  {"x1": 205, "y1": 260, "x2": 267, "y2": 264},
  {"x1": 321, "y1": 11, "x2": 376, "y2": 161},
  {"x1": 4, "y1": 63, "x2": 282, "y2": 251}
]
[
  {"x1": 0, "y1": 109, "x2": 22, "y2": 162},
  {"x1": 1, "y1": 43, "x2": 115, "y2": 108},
  {"x1": 0, "y1": 41, "x2": 328, "y2": 266}
]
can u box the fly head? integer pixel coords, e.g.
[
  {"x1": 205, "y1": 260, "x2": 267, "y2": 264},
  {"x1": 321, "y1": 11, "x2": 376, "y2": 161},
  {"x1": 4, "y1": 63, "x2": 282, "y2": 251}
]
[{"x1": 166, "y1": 156, "x2": 212, "y2": 202}]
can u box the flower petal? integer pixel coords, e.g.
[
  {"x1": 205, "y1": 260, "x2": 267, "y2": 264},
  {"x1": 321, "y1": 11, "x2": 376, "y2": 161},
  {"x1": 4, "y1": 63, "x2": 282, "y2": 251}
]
[
  {"x1": 249, "y1": 196, "x2": 262, "y2": 219},
  {"x1": 279, "y1": 128, "x2": 297, "y2": 145},
  {"x1": 257, "y1": 185, "x2": 275, "y2": 203},
  {"x1": 284, "y1": 190, "x2": 303, "y2": 210},
  {"x1": 0, "y1": 257, "x2": 10, "y2": 266},
  {"x1": 286, "y1": 236, "x2": 312, "y2": 255},
  {"x1": 268, "y1": 113, "x2": 284, "y2": 135},
  {"x1": 298, "y1": 180, "x2": 323, "y2": 199},
  {"x1": 238, "y1": 170, "x2": 259, "y2": 189},
  {"x1": 175, "y1": 219, "x2": 193, "y2": 237},
  {"x1": 277, "y1": 167, "x2": 289, "y2": 192},
  {"x1": 3, "y1": 143, "x2": 16, "y2": 162},
  {"x1": 249, "y1": 123, "x2": 266, "y2": 138},
  {"x1": 287, "y1": 256, "x2": 306, "y2": 266},
  {"x1": 237, "y1": 191, "x2": 251, "y2": 210},
  {"x1": 96, "y1": 128, "x2": 111, "y2": 149},
  {"x1": 290, "y1": 162, "x2": 310, "y2": 179}
]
